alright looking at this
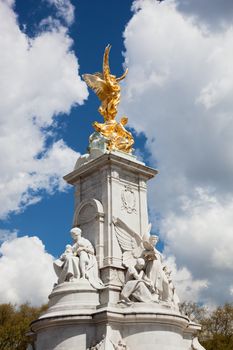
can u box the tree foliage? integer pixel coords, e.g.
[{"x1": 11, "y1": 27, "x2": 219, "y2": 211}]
[
  {"x1": 201, "y1": 303, "x2": 233, "y2": 350},
  {"x1": 180, "y1": 302, "x2": 233, "y2": 350},
  {"x1": 0, "y1": 303, "x2": 47, "y2": 350}
]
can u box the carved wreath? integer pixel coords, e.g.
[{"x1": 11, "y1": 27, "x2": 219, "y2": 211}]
[{"x1": 121, "y1": 185, "x2": 136, "y2": 214}]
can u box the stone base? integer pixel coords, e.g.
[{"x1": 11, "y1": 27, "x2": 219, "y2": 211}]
[
  {"x1": 43, "y1": 280, "x2": 100, "y2": 318},
  {"x1": 31, "y1": 302, "x2": 204, "y2": 350}
]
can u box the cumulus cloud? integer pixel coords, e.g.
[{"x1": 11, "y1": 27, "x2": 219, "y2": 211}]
[
  {"x1": 162, "y1": 191, "x2": 233, "y2": 305},
  {"x1": 122, "y1": 0, "x2": 233, "y2": 304},
  {"x1": 164, "y1": 256, "x2": 208, "y2": 303},
  {"x1": 176, "y1": 0, "x2": 233, "y2": 30},
  {"x1": 46, "y1": 0, "x2": 75, "y2": 25},
  {"x1": 0, "y1": 1, "x2": 87, "y2": 218},
  {"x1": 0, "y1": 234, "x2": 56, "y2": 306},
  {"x1": 0, "y1": 229, "x2": 17, "y2": 244}
]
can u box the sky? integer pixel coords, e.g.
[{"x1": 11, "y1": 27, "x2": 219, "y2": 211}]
[{"x1": 0, "y1": 0, "x2": 233, "y2": 308}]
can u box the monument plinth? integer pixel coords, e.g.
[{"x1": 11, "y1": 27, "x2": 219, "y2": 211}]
[
  {"x1": 30, "y1": 46, "x2": 205, "y2": 350},
  {"x1": 64, "y1": 151, "x2": 157, "y2": 306}
]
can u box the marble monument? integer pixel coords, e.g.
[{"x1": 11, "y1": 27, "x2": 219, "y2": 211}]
[{"x1": 30, "y1": 45, "x2": 205, "y2": 350}]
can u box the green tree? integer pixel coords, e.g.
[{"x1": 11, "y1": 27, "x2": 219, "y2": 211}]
[
  {"x1": 180, "y1": 301, "x2": 233, "y2": 350},
  {"x1": 201, "y1": 303, "x2": 233, "y2": 350},
  {"x1": 0, "y1": 303, "x2": 47, "y2": 350}
]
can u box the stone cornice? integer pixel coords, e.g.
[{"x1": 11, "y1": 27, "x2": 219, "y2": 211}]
[{"x1": 64, "y1": 153, "x2": 158, "y2": 185}]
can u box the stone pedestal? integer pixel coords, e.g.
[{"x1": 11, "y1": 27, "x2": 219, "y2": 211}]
[
  {"x1": 45, "y1": 280, "x2": 99, "y2": 317},
  {"x1": 31, "y1": 151, "x2": 205, "y2": 350},
  {"x1": 31, "y1": 302, "x2": 202, "y2": 350},
  {"x1": 64, "y1": 151, "x2": 157, "y2": 305}
]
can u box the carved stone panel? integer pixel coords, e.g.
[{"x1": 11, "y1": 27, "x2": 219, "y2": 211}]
[
  {"x1": 78, "y1": 204, "x2": 97, "y2": 224},
  {"x1": 100, "y1": 267, "x2": 125, "y2": 287},
  {"x1": 121, "y1": 185, "x2": 137, "y2": 214}
]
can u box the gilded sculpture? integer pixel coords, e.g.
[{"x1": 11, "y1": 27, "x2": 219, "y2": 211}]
[{"x1": 82, "y1": 45, "x2": 134, "y2": 153}]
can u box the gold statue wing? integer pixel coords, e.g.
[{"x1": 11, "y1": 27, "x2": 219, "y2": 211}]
[
  {"x1": 103, "y1": 44, "x2": 128, "y2": 84},
  {"x1": 82, "y1": 73, "x2": 109, "y2": 101},
  {"x1": 103, "y1": 44, "x2": 111, "y2": 84}
]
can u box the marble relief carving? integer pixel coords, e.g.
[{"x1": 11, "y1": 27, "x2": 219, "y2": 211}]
[
  {"x1": 112, "y1": 339, "x2": 130, "y2": 350},
  {"x1": 88, "y1": 336, "x2": 129, "y2": 350},
  {"x1": 101, "y1": 267, "x2": 125, "y2": 286},
  {"x1": 121, "y1": 185, "x2": 136, "y2": 214},
  {"x1": 78, "y1": 204, "x2": 97, "y2": 224}
]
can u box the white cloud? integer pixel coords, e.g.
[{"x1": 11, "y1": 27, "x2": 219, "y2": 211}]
[
  {"x1": 0, "y1": 229, "x2": 17, "y2": 243},
  {"x1": 122, "y1": 0, "x2": 233, "y2": 304},
  {"x1": 162, "y1": 191, "x2": 233, "y2": 305},
  {"x1": 46, "y1": 0, "x2": 75, "y2": 26},
  {"x1": 176, "y1": 0, "x2": 233, "y2": 30},
  {"x1": 0, "y1": 1, "x2": 87, "y2": 218},
  {"x1": 0, "y1": 234, "x2": 56, "y2": 306},
  {"x1": 164, "y1": 256, "x2": 208, "y2": 303}
]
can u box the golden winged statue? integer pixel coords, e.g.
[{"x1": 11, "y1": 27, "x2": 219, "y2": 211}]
[{"x1": 82, "y1": 45, "x2": 134, "y2": 154}]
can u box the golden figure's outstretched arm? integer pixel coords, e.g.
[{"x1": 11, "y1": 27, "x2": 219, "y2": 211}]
[{"x1": 116, "y1": 67, "x2": 128, "y2": 82}]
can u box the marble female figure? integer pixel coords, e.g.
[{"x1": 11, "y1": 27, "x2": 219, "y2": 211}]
[
  {"x1": 71, "y1": 227, "x2": 104, "y2": 289},
  {"x1": 121, "y1": 258, "x2": 156, "y2": 303},
  {"x1": 144, "y1": 235, "x2": 169, "y2": 301},
  {"x1": 53, "y1": 227, "x2": 104, "y2": 289}
]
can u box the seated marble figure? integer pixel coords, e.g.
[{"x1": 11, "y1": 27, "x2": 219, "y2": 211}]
[
  {"x1": 53, "y1": 227, "x2": 104, "y2": 289},
  {"x1": 121, "y1": 258, "x2": 157, "y2": 304},
  {"x1": 113, "y1": 217, "x2": 179, "y2": 306}
]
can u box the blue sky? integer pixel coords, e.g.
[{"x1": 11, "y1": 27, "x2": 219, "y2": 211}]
[
  {"x1": 1, "y1": 0, "x2": 142, "y2": 255},
  {"x1": 1, "y1": 0, "x2": 233, "y2": 307}
]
